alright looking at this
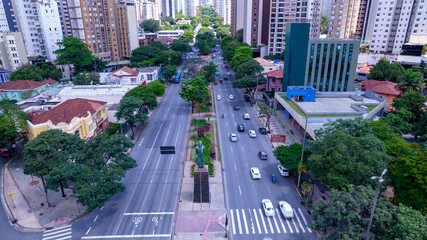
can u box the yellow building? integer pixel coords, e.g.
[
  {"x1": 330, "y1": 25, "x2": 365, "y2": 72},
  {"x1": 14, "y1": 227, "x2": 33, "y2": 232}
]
[{"x1": 27, "y1": 98, "x2": 109, "y2": 140}]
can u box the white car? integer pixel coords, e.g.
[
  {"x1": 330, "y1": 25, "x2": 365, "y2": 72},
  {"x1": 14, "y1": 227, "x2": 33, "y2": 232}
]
[
  {"x1": 277, "y1": 165, "x2": 289, "y2": 177},
  {"x1": 230, "y1": 133, "x2": 238, "y2": 142},
  {"x1": 216, "y1": 95, "x2": 221, "y2": 100},
  {"x1": 248, "y1": 130, "x2": 256, "y2": 138},
  {"x1": 229, "y1": 94, "x2": 234, "y2": 100},
  {"x1": 243, "y1": 113, "x2": 250, "y2": 120},
  {"x1": 227, "y1": 72, "x2": 231, "y2": 75},
  {"x1": 250, "y1": 167, "x2": 261, "y2": 179},
  {"x1": 262, "y1": 199, "x2": 275, "y2": 217},
  {"x1": 279, "y1": 201, "x2": 294, "y2": 219}
]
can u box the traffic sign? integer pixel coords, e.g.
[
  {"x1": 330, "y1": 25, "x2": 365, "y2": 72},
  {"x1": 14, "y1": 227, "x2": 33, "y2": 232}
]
[
  {"x1": 271, "y1": 134, "x2": 286, "y2": 143},
  {"x1": 160, "y1": 146, "x2": 175, "y2": 154}
]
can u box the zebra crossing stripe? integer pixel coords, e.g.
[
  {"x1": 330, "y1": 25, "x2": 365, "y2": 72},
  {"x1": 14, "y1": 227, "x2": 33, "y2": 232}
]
[
  {"x1": 291, "y1": 217, "x2": 299, "y2": 233},
  {"x1": 275, "y1": 209, "x2": 287, "y2": 233},
  {"x1": 266, "y1": 216, "x2": 274, "y2": 234},
  {"x1": 247, "y1": 209, "x2": 255, "y2": 234},
  {"x1": 241, "y1": 209, "x2": 249, "y2": 234},
  {"x1": 230, "y1": 209, "x2": 236, "y2": 234},
  {"x1": 298, "y1": 208, "x2": 313, "y2": 233},
  {"x1": 272, "y1": 214, "x2": 281, "y2": 234},
  {"x1": 286, "y1": 218, "x2": 293, "y2": 233},
  {"x1": 258, "y1": 209, "x2": 268, "y2": 234},
  {"x1": 236, "y1": 208, "x2": 243, "y2": 234},
  {"x1": 43, "y1": 228, "x2": 71, "y2": 237},
  {"x1": 252, "y1": 209, "x2": 262, "y2": 234},
  {"x1": 294, "y1": 209, "x2": 306, "y2": 233}
]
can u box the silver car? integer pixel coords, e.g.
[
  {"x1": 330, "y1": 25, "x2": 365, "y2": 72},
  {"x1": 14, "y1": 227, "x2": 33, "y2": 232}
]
[{"x1": 230, "y1": 133, "x2": 238, "y2": 142}]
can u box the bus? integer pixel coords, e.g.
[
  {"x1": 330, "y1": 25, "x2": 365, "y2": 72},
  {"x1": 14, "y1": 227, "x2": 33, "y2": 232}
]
[{"x1": 174, "y1": 73, "x2": 182, "y2": 83}]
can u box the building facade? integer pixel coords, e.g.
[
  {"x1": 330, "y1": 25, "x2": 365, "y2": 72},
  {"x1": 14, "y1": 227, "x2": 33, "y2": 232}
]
[
  {"x1": 27, "y1": 98, "x2": 109, "y2": 140},
  {"x1": 283, "y1": 23, "x2": 360, "y2": 92},
  {"x1": 140, "y1": 0, "x2": 161, "y2": 20},
  {"x1": 0, "y1": 0, "x2": 19, "y2": 42},
  {"x1": 369, "y1": 0, "x2": 427, "y2": 54},
  {"x1": 161, "y1": 0, "x2": 175, "y2": 18},
  {"x1": 0, "y1": 79, "x2": 59, "y2": 101},
  {"x1": 328, "y1": 0, "x2": 360, "y2": 39},
  {"x1": 117, "y1": 1, "x2": 139, "y2": 59},
  {"x1": 0, "y1": 32, "x2": 28, "y2": 71}
]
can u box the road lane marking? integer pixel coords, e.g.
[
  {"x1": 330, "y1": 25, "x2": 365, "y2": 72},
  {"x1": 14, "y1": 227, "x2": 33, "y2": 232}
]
[
  {"x1": 242, "y1": 209, "x2": 249, "y2": 234},
  {"x1": 124, "y1": 212, "x2": 174, "y2": 215},
  {"x1": 276, "y1": 209, "x2": 287, "y2": 233},
  {"x1": 230, "y1": 209, "x2": 236, "y2": 234},
  {"x1": 86, "y1": 227, "x2": 92, "y2": 235},
  {"x1": 294, "y1": 209, "x2": 306, "y2": 233},
  {"x1": 236, "y1": 208, "x2": 243, "y2": 234},
  {"x1": 241, "y1": 146, "x2": 244, "y2": 152},
  {"x1": 286, "y1": 218, "x2": 294, "y2": 233},
  {"x1": 114, "y1": 123, "x2": 164, "y2": 235},
  {"x1": 225, "y1": 122, "x2": 228, "y2": 128},
  {"x1": 258, "y1": 209, "x2": 268, "y2": 234},
  {"x1": 230, "y1": 147, "x2": 233, "y2": 153},
  {"x1": 248, "y1": 209, "x2": 255, "y2": 234},
  {"x1": 272, "y1": 214, "x2": 281, "y2": 234},
  {"x1": 252, "y1": 209, "x2": 262, "y2": 234},
  {"x1": 238, "y1": 185, "x2": 242, "y2": 195},
  {"x1": 266, "y1": 185, "x2": 271, "y2": 194},
  {"x1": 234, "y1": 163, "x2": 237, "y2": 171},
  {"x1": 267, "y1": 216, "x2": 274, "y2": 234},
  {"x1": 298, "y1": 208, "x2": 312, "y2": 232},
  {"x1": 94, "y1": 215, "x2": 98, "y2": 222},
  {"x1": 81, "y1": 234, "x2": 171, "y2": 239}
]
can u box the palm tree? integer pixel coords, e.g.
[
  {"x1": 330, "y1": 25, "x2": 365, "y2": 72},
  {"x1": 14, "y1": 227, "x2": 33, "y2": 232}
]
[
  {"x1": 321, "y1": 16, "x2": 329, "y2": 34},
  {"x1": 397, "y1": 69, "x2": 425, "y2": 92}
]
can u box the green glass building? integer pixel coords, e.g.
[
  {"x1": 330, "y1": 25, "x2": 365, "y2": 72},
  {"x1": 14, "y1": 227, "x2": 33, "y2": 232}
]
[{"x1": 282, "y1": 23, "x2": 360, "y2": 92}]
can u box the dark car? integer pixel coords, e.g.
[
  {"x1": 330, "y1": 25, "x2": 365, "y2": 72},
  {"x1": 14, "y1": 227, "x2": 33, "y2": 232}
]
[
  {"x1": 220, "y1": 79, "x2": 223, "y2": 83},
  {"x1": 244, "y1": 94, "x2": 251, "y2": 102},
  {"x1": 259, "y1": 127, "x2": 267, "y2": 134},
  {"x1": 237, "y1": 124, "x2": 244, "y2": 132},
  {"x1": 258, "y1": 151, "x2": 268, "y2": 160},
  {"x1": 224, "y1": 76, "x2": 228, "y2": 80},
  {"x1": 214, "y1": 81, "x2": 218, "y2": 85},
  {"x1": 233, "y1": 105, "x2": 239, "y2": 111}
]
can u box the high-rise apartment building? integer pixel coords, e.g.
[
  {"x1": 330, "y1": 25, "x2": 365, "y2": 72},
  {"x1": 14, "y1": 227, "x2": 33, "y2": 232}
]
[
  {"x1": 117, "y1": 1, "x2": 139, "y2": 59},
  {"x1": 12, "y1": 0, "x2": 63, "y2": 62},
  {"x1": 283, "y1": 23, "x2": 360, "y2": 92},
  {"x1": 139, "y1": 0, "x2": 161, "y2": 20},
  {"x1": 0, "y1": 32, "x2": 28, "y2": 71},
  {"x1": 369, "y1": 0, "x2": 427, "y2": 54},
  {"x1": 328, "y1": 0, "x2": 360, "y2": 39},
  {"x1": 183, "y1": 0, "x2": 199, "y2": 17},
  {"x1": 0, "y1": 0, "x2": 19, "y2": 42},
  {"x1": 162, "y1": 0, "x2": 175, "y2": 17}
]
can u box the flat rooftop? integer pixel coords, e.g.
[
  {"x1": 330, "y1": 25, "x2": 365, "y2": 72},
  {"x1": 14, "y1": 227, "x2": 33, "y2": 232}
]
[{"x1": 296, "y1": 97, "x2": 380, "y2": 115}]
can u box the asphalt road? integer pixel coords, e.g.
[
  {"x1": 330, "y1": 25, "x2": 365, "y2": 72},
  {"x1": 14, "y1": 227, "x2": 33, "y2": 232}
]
[
  {"x1": 212, "y1": 46, "x2": 317, "y2": 240},
  {"x1": 69, "y1": 83, "x2": 191, "y2": 240}
]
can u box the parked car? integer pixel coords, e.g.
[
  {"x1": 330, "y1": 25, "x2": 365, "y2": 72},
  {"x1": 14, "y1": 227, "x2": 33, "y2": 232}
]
[
  {"x1": 216, "y1": 95, "x2": 221, "y2": 100},
  {"x1": 262, "y1": 199, "x2": 275, "y2": 217},
  {"x1": 243, "y1": 113, "x2": 250, "y2": 120},
  {"x1": 258, "y1": 151, "x2": 268, "y2": 160},
  {"x1": 248, "y1": 130, "x2": 256, "y2": 138},
  {"x1": 279, "y1": 201, "x2": 294, "y2": 218},
  {"x1": 230, "y1": 133, "x2": 238, "y2": 142},
  {"x1": 277, "y1": 165, "x2": 289, "y2": 177},
  {"x1": 237, "y1": 124, "x2": 244, "y2": 132},
  {"x1": 250, "y1": 167, "x2": 261, "y2": 180},
  {"x1": 0, "y1": 148, "x2": 11, "y2": 158},
  {"x1": 259, "y1": 128, "x2": 267, "y2": 134},
  {"x1": 233, "y1": 105, "x2": 240, "y2": 111},
  {"x1": 244, "y1": 94, "x2": 251, "y2": 102}
]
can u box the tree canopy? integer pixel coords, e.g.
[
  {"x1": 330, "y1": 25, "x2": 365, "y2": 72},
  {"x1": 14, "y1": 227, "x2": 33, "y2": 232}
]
[
  {"x1": 392, "y1": 91, "x2": 426, "y2": 122},
  {"x1": 179, "y1": 30, "x2": 194, "y2": 43},
  {"x1": 234, "y1": 29, "x2": 243, "y2": 43},
  {"x1": 274, "y1": 143, "x2": 310, "y2": 174},
  {"x1": 74, "y1": 72, "x2": 100, "y2": 85},
  {"x1": 179, "y1": 76, "x2": 210, "y2": 113},
  {"x1": 200, "y1": 61, "x2": 218, "y2": 82},
  {"x1": 140, "y1": 19, "x2": 161, "y2": 33},
  {"x1": 230, "y1": 46, "x2": 253, "y2": 68},
  {"x1": 131, "y1": 42, "x2": 182, "y2": 67},
  {"x1": 171, "y1": 39, "x2": 192, "y2": 53},
  {"x1": 11, "y1": 62, "x2": 63, "y2": 81},
  {"x1": 195, "y1": 27, "x2": 216, "y2": 55},
  {"x1": 234, "y1": 58, "x2": 263, "y2": 79},
  {"x1": 232, "y1": 75, "x2": 266, "y2": 99},
  {"x1": 397, "y1": 69, "x2": 425, "y2": 92},
  {"x1": 55, "y1": 37, "x2": 94, "y2": 74},
  {"x1": 215, "y1": 27, "x2": 230, "y2": 39},
  {"x1": 0, "y1": 99, "x2": 30, "y2": 148},
  {"x1": 367, "y1": 57, "x2": 405, "y2": 82},
  {"x1": 124, "y1": 84, "x2": 158, "y2": 110},
  {"x1": 115, "y1": 96, "x2": 148, "y2": 137}
]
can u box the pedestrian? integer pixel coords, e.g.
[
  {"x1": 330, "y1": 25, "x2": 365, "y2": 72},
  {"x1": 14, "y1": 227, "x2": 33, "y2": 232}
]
[{"x1": 12, "y1": 144, "x2": 16, "y2": 152}]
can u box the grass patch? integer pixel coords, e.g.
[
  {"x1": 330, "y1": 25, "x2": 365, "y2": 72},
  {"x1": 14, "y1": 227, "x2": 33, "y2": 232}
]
[{"x1": 357, "y1": 104, "x2": 377, "y2": 111}]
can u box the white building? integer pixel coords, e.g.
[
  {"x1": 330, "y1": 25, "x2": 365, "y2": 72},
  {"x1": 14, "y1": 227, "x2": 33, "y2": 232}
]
[
  {"x1": 100, "y1": 66, "x2": 144, "y2": 85},
  {"x1": 0, "y1": 32, "x2": 28, "y2": 71},
  {"x1": 156, "y1": 30, "x2": 184, "y2": 39},
  {"x1": 183, "y1": 0, "x2": 199, "y2": 17},
  {"x1": 13, "y1": 0, "x2": 63, "y2": 61},
  {"x1": 369, "y1": 0, "x2": 427, "y2": 54},
  {"x1": 140, "y1": 0, "x2": 161, "y2": 20},
  {"x1": 213, "y1": 0, "x2": 231, "y2": 25}
]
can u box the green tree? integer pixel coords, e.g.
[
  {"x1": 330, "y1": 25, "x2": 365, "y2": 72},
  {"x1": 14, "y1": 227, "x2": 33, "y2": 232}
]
[
  {"x1": 175, "y1": 12, "x2": 186, "y2": 19},
  {"x1": 392, "y1": 91, "x2": 426, "y2": 122},
  {"x1": 11, "y1": 62, "x2": 62, "y2": 81},
  {"x1": 115, "y1": 96, "x2": 148, "y2": 137},
  {"x1": 0, "y1": 115, "x2": 18, "y2": 149},
  {"x1": 161, "y1": 16, "x2": 176, "y2": 25},
  {"x1": 171, "y1": 39, "x2": 192, "y2": 53},
  {"x1": 179, "y1": 76, "x2": 210, "y2": 113},
  {"x1": 124, "y1": 85, "x2": 158, "y2": 110},
  {"x1": 411, "y1": 65, "x2": 427, "y2": 79},
  {"x1": 383, "y1": 108, "x2": 414, "y2": 135},
  {"x1": 0, "y1": 99, "x2": 30, "y2": 146},
  {"x1": 397, "y1": 69, "x2": 425, "y2": 92},
  {"x1": 321, "y1": 15, "x2": 329, "y2": 34},
  {"x1": 202, "y1": 17, "x2": 211, "y2": 26},
  {"x1": 367, "y1": 57, "x2": 405, "y2": 82},
  {"x1": 83, "y1": 58, "x2": 108, "y2": 72},
  {"x1": 73, "y1": 133, "x2": 136, "y2": 212},
  {"x1": 274, "y1": 143, "x2": 310, "y2": 174},
  {"x1": 215, "y1": 27, "x2": 230, "y2": 39},
  {"x1": 161, "y1": 64, "x2": 177, "y2": 81},
  {"x1": 414, "y1": 111, "x2": 427, "y2": 141},
  {"x1": 74, "y1": 72, "x2": 100, "y2": 85},
  {"x1": 230, "y1": 46, "x2": 253, "y2": 68},
  {"x1": 140, "y1": 19, "x2": 161, "y2": 33},
  {"x1": 200, "y1": 61, "x2": 218, "y2": 82},
  {"x1": 55, "y1": 37, "x2": 94, "y2": 74},
  {"x1": 220, "y1": 36, "x2": 234, "y2": 48},
  {"x1": 307, "y1": 130, "x2": 391, "y2": 189},
  {"x1": 150, "y1": 80, "x2": 166, "y2": 96},
  {"x1": 179, "y1": 30, "x2": 194, "y2": 43},
  {"x1": 35, "y1": 62, "x2": 63, "y2": 80},
  {"x1": 23, "y1": 130, "x2": 85, "y2": 198},
  {"x1": 232, "y1": 75, "x2": 266, "y2": 99},
  {"x1": 131, "y1": 41, "x2": 169, "y2": 64},
  {"x1": 258, "y1": 102, "x2": 274, "y2": 132},
  {"x1": 235, "y1": 58, "x2": 263, "y2": 79},
  {"x1": 234, "y1": 29, "x2": 243, "y2": 43},
  {"x1": 315, "y1": 117, "x2": 373, "y2": 139},
  {"x1": 390, "y1": 150, "x2": 427, "y2": 213}
]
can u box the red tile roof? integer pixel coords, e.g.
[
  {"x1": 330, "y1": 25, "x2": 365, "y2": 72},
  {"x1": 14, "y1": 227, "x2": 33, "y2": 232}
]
[
  {"x1": 362, "y1": 80, "x2": 402, "y2": 96},
  {"x1": 266, "y1": 68, "x2": 284, "y2": 78},
  {"x1": 357, "y1": 66, "x2": 373, "y2": 73},
  {"x1": 0, "y1": 79, "x2": 58, "y2": 91},
  {"x1": 108, "y1": 66, "x2": 139, "y2": 78},
  {"x1": 254, "y1": 57, "x2": 274, "y2": 66},
  {"x1": 0, "y1": 68, "x2": 8, "y2": 72},
  {"x1": 31, "y1": 98, "x2": 107, "y2": 125}
]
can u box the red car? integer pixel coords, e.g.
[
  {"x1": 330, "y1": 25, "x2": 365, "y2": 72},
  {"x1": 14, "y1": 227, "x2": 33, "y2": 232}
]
[
  {"x1": 0, "y1": 148, "x2": 11, "y2": 157},
  {"x1": 219, "y1": 79, "x2": 223, "y2": 83}
]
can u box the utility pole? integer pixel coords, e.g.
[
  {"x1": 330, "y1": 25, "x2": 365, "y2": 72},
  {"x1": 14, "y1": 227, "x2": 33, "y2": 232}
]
[{"x1": 365, "y1": 169, "x2": 387, "y2": 240}]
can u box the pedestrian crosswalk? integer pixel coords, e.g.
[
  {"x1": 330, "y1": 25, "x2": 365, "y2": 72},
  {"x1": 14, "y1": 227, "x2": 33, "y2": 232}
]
[
  {"x1": 229, "y1": 208, "x2": 312, "y2": 235},
  {"x1": 42, "y1": 225, "x2": 72, "y2": 240}
]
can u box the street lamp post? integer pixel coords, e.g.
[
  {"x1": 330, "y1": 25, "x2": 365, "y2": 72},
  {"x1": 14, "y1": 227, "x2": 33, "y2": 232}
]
[{"x1": 365, "y1": 169, "x2": 387, "y2": 240}]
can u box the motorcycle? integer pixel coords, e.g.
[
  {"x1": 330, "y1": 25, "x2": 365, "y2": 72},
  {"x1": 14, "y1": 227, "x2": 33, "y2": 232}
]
[{"x1": 271, "y1": 174, "x2": 276, "y2": 183}]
